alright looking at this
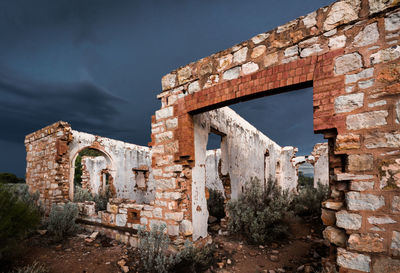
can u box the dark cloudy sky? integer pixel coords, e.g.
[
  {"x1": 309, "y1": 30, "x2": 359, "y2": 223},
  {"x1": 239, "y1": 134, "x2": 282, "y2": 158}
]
[{"x1": 0, "y1": 0, "x2": 332, "y2": 177}]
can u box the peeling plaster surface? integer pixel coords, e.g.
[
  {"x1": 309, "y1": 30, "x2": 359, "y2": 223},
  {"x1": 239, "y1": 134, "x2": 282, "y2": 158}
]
[
  {"x1": 193, "y1": 107, "x2": 298, "y2": 240},
  {"x1": 82, "y1": 156, "x2": 107, "y2": 195},
  {"x1": 69, "y1": 130, "x2": 155, "y2": 203},
  {"x1": 312, "y1": 143, "x2": 329, "y2": 187}
]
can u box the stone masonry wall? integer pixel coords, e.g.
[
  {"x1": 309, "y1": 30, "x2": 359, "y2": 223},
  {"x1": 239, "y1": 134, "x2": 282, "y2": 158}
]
[
  {"x1": 25, "y1": 121, "x2": 72, "y2": 212},
  {"x1": 151, "y1": 0, "x2": 400, "y2": 271}
]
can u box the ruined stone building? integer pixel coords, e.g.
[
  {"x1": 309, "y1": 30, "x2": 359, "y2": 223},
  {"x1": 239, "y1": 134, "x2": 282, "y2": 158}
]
[{"x1": 26, "y1": 0, "x2": 400, "y2": 271}]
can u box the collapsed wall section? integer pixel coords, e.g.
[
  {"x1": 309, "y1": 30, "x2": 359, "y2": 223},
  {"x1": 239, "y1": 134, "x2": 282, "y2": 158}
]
[{"x1": 25, "y1": 121, "x2": 155, "y2": 210}]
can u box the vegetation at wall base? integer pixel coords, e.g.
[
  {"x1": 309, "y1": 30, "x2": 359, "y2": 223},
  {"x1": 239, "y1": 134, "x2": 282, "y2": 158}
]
[
  {"x1": 291, "y1": 181, "x2": 329, "y2": 219},
  {"x1": 227, "y1": 177, "x2": 290, "y2": 245},
  {"x1": 46, "y1": 203, "x2": 79, "y2": 242},
  {"x1": 207, "y1": 188, "x2": 226, "y2": 220},
  {"x1": 74, "y1": 186, "x2": 109, "y2": 211}
]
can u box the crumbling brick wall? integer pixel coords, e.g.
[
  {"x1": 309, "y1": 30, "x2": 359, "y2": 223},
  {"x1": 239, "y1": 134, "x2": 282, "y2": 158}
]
[
  {"x1": 25, "y1": 122, "x2": 155, "y2": 210},
  {"x1": 152, "y1": 0, "x2": 400, "y2": 271}
]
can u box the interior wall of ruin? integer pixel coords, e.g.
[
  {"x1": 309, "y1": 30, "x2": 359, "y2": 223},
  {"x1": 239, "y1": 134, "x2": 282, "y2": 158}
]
[
  {"x1": 192, "y1": 106, "x2": 298, "y2": 240},
  {"x1": 81, "y1": 156, "x2": 107, "y2": 195},
  {"x1": 68, "y1": 130, "x2": 155, "y2": 203}
]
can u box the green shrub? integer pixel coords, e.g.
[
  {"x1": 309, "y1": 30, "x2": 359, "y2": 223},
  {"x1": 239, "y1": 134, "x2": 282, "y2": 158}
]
[
  {"x1": 227, "y1": 177, "x2": 290, "y2": 245},
  {"x1": 137, "y1": 224, "x2": 181, "y2": 273},
  {"x1": 173, "y1": 241, "x2": 215, "y2": 273},
  {"x1": 0, "y1": 184, "x2": 40, "y2": 263},
  {"x1": 291, "y1": 181, "x2": 329, "y2": 218},
  {"x1": 5, "y1": 184, "x2": 43, "y2": 215},
  {"x1": 46, "y1": 203, "x2": 79, "y2": 241},
  {"x1": 11, "y1": 261, "x2": 48, "y2": 273},
  {"x1": 74, "y1": 186, "x2": 109, "y2": 211},
  {"x1": 73, "y1": 186, "x2": 93, "y2": 203},
  {"x1": 207, "y1": 188, "x2": 225, "y2": 220}
]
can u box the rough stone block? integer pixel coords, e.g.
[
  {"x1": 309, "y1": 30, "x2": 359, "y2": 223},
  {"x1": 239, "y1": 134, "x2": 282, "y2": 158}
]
[
  {"x1": 348, "y1": 154, "x2": 374, "y2": 172},
  {"x1": 392, "y1": 196, "x2": 400, "y2": 212},
  {"x1": 323, "y1": 226, "x2": 346, "y2": 247},
  {"x1": 251, "y1": 33, "x2": 269, "y2": 44},
  {"x1": 334, "y1": 93, "x2": 364, "y2": 113},
  {"x1": 217, "y1": 54, "x2": 233, "y2": 72},
  {"x1": 345, "y1": 68, "x2": 374, "y2": 84},
  {"x1": 372, "y1": 257, "x2": 400, "y2": 273},
  {"x1": 223, "y1": 66, "x2": 241, "y2": 80},
  {"x1": 155, "y1": 107, "x2": 173, "y2": 120},
  {"x1": 251, "y1": 45, "x2": 266, "y2": 59},
  {"x1": 385, "y1": 10, "x2": 400, "y2": 31},
  {"x1": 370, "y1": 0, "x2": 398, "y2": 14},
  {"x1": 177, "y1": 66, "x2": 192, "y2": 85},
  {"x1": 323, "y1": 201, "x2": 344, "y2": 210},
  {"x1": 370, "y1": 45, "x2": 400, "y2": 64},
  {"x1": 391, "y1": 231, "x2": 400, "y2": 255},
  {"x1": 335, "y1": 53, "x2": 363, "y2": 75},
  {"x1": 284, "y1": 45, "x2": 298, "y2": 57},
  {"x1": 348, "y1": 233, "x2": 385, "y2": 252},
  {"x1": 242, "y1": 62, "x2": 259, "y2": 75},
  {"x1": 346, "y1": 110, "x2": 388, "y2": 130},
  {"x1": 365, "y1": 131, "x2": 400, "y2": 149},
  {"x1": 358, "y1": 79, "x2": 374, "y2": 89},
  {"x1": 350, "y1": 181, "x2": 374, "y2": 191},
  {"x1": 188, "y1": 81, "x2": 200, "y2": 94},
  {"x1": 321, "y1": 208, "x2": 336, "y2": 226},
  {"x1": 346, "y1": 192, "x2": 385, "y2": 211},
  {"x1": 180, "y1": 219, "x2": 193, "y2": 236},
  {"x1": 116, "y1": 213, "x2": 127, "y2": 227},
  {"x1": 165, "y1": 212, "x2": 183, "y2": 221},
  {"x1": 233, "y1": 47, "x2": 248, "y2": 63},
  {"x1": 324, "y1": 0, "x2": 361, "y2": 31},
  {"x1": 335, "y1": 133, "x2": 361, "y2": 151},
  {"x1": 337, "y1": 248, "x2": 370, "y2": 272},
  {"x1": 167, "y1": 224, "x2": 179, "y2": 236},
  {"x1": 300, "y1": 44, "x2": 322, "y2": 57},
  {"x1": 264, "y1": 52, "x2": 278, "y2": 67},
  {"x1": 329, "y1": 35, "x2": 346, "y2": 49},
  {"x1": 368, "y1": 216, "x2": 396, "y2": 224},
  {"x1": 380, "y1": 158, "x2": 400, "y2": 189},
  {"x1": 354, "y1": 23, "x2": 379, "y2": 47},
  {"x1": 336, "y1": 210, "x2": 362, "y2": 230},
  {"x1": 161, "y1": 73, "x2": 176, "y2": 90}
]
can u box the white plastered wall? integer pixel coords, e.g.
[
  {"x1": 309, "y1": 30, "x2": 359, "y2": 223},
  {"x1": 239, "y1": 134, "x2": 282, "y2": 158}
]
[
  {"x1": 192, "y1": 107, "x2": 298, "y2": 240},
  {"x1": 68, "y1": 130, "x2": 155, "y2": 203}
]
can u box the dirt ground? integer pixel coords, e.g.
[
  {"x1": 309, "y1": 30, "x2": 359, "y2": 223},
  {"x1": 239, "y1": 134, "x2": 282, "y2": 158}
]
[{"x1": 6, "y1": 217, "x2": 328, "y2": 273}]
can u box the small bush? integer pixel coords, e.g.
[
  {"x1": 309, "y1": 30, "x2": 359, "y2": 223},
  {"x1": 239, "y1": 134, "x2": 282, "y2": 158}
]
[
  {"x1": 137, "y1": 224, "x2": 181, "y2": 273},
  {"x1": 291, "y1": 181, "x2": 329, "y2": 218},
  {"x1": 0, "y1": 184, "x2": 40, "y2": 263},
  {"x1": 47, "y1": 203, "x2": 79, "y2": 241},
  {"x1": 227, "y1": 177, "x2": 290, "y2": 245},
  {"x1": 74, "y1": 186, "x2": 109, "y2": 212},
  {"x1": 73, "y1": 186, "x2": 93, "y2": 203},
  {"x1": 5, "y1": 184, "x2": 43, "y2": 216},
  {"x1": 11, "y1": 261, "x2": 48, "y2": 273},
  {"x1": 174, "y1": 241, "x2": 215, "y2": 273},
  {"x1": 207, "y1": 189, "x2": 225, "y2": 220}
]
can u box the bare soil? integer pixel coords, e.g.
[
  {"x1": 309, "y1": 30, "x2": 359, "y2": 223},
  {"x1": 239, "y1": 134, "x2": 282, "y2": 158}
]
[{"x1": 7, "y1": 217, "x2": 328, "y2": 273}]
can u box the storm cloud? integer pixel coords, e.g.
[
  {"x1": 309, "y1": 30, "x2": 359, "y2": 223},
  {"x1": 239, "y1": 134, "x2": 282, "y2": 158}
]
[{"x1": 0, "y1": 0, "x2": 332, "y2": 177}]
